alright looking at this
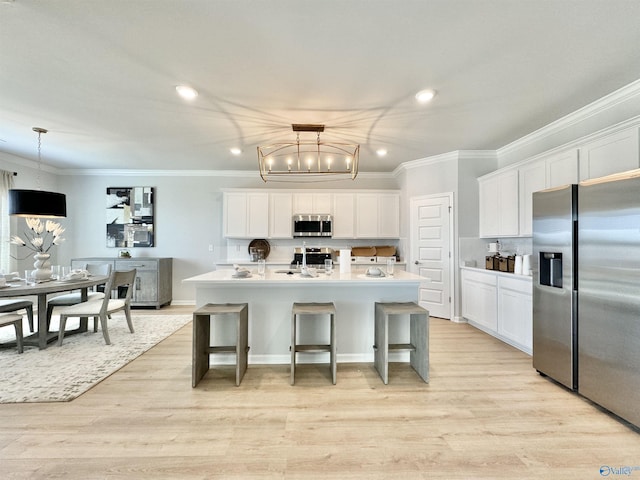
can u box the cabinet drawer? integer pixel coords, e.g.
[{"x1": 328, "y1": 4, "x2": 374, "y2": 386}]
[
  {"x1": 116, "y1": 260, "x2": 158, "y2": 271},
  {"x1": 498, "y1": 276, "x2": 532, "y2": 294},
  {"x1": 462, "y1": 269, "x2": 497, "y2": 286}
]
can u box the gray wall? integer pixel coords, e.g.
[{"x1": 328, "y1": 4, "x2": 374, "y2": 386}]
[{"x1": 57, "y1": 172, "x2": 398, "y2": 302}]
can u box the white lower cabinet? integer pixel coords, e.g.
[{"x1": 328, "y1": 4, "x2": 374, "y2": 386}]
[
  {"x1": 461, "y1": 269, "x2": 497, "y2": 331},
  {"x1": 461, "y1": 268, "x2": 532, "y2": 354},
  {"x1": 497, "y1": 276, "x2": 532, "y2": 352}
]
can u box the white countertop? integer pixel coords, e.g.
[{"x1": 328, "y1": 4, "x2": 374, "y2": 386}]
[
  {"x1": 183, "y1": 268, "x2": 424, "y2": 286},
  {"x1": 460, "y1": 266, "x2": 533, "y2": 282}
]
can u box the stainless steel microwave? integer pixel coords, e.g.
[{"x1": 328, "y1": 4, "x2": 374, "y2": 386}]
[{"x1": 292, "y1": 214, "x2": 332, "y2": 237}]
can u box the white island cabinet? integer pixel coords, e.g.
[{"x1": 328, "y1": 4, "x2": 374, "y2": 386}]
[{"x1": 183, "y1": 268, "x2": 425, "y2": 364}]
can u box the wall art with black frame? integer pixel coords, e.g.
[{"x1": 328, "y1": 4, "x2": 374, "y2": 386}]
[{"x1": 106, "y1": 187, "x2": 154, "y2": 247}]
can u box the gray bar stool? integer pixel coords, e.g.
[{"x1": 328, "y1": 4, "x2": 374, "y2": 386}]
[
  {"x1": 0, "y1": 313, "x2": 24, "y2": 353},
  {"x1": 374, "y1": 302, "x2": 429, "y2": 384},
  {"x1": 192, "y1": 303, "x2": 249, "y2": 387},
  {"x1": 290, "y1": 302, "x2": 336, "y2": 385}
]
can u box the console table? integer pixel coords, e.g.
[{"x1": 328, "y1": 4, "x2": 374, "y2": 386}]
[{"x1": 72, "y1": 257, "x2": 172, "y2": 308}]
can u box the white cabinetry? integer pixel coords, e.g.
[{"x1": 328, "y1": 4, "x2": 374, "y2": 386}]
[
  {"x1": 478, "y1": 170, "x2": 519, "y2": 238},
  {"x1": 223, "y1": 192, "x2": 269, "y2": 238},
  {"x1": 579, "y1": 127, "x2": 640, "y2": 181},
  {"x1": 332, "y1": 193, "x2": 355, "y2": 238},
  {"x1": 269, "y1": 193, "x2": 292, "y2": 238},
  {"x1": 461, "y1": 268, "x2": 497, "y2": 331},
  {"x1": 518, "y1": 160, "x2": 546, "y2": 236},
  {"x1": 461, "y1": 267, "x2": 532, "y2": 354},
  {"x1": 497, "y1": 276, "x2": 532, "y2": 351},
  {"x1": 223, "y1": 189, "x2": 400, "y2": 239},
  {"x1": 546, "y1": 149, "x2": 579, "y2": 188},
  {"x1": 355, "y1": 193, "x2": 400, "y2": 238},
  {"x1": 292, "y1": 193, "x2": 332, "y2": 214}
]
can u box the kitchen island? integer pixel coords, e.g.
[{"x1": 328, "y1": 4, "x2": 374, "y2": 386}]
[{"x1": 183, "y1": 268, "x2": 427, "y2": 364}]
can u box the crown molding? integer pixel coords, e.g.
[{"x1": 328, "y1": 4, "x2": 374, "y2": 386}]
[
  {"x1": 59, "y1": 168, "x2": 394, "y2": 179},
  {"x1": 393, "y1": 150, "x2": 497, "y2": 177},
  {"x1": 498, "y1": 78, "x2": 640, "y2": 157}
]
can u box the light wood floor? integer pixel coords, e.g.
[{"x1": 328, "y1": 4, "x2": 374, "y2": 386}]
[{"x1": 1, "y1": 305, "x2": 638, "y2": 479}]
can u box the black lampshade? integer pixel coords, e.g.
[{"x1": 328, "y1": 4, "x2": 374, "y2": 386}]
[{"x1": 8, "y1": 189, "x2": 67, "y2": 218}]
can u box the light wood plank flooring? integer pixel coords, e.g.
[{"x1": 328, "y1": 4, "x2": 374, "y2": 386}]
[{"x1": 1, "y1": 306, "x2": 638, "y2": 479}]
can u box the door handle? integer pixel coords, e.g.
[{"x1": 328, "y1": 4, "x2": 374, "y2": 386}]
[{"x1": 414, "y1": 261, "x2": 420, "y2": 265}]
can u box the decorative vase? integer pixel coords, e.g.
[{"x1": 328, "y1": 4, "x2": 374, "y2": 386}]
[{"x1": 33, "y1": 252, "x2": 52, "y2": 282}]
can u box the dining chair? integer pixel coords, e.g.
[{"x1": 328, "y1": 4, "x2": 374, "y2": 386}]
[
  {"x1": 0, "y1": 313, "x2": 24, "y2": 353},
  {"x1": 46, "y1": 263, "x2": 112, "y2": 329},
  {"x1": 0, "y1": 299, "x2": 34, "y2": 333},
  {"x1": 56, "y1": 269, "x2": 137, "y2": 346}
]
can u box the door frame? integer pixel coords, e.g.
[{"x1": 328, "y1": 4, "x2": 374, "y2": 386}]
[{"x1": 409, "y1": 192, "x2": 455, "y2": 321}]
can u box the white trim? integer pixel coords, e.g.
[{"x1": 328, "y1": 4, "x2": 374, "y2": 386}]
[
  {"x1": 498, "y1": 79, "x2": 640, "y2": 158},
  {"x1": 394, "y1": 150, "x2": 498, "y2": 177},
  {"x1": 57, "y1": 168, "x2": 395, "y2": 178}
]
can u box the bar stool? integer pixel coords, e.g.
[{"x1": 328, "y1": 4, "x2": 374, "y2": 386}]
[
  {"x1": 373, "y1": 302, "x2": 429, "y2": 384},
  {"x1": 290, "y1": 302, "x2": 336, "y2": 385},
  {"x1": 192, "y1": 303, "x2": 249, "y2": 387},
  {"x1": 0, "y1": 313, "x2": 24, "y2": 353}
]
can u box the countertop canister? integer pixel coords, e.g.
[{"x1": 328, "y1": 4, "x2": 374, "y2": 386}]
[{"x1": 339, "y1": 249, "x2": 351, "y2": 273}]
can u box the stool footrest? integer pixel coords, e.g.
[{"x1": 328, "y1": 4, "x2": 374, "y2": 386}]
[
  {"x1": 207, "y1": 346, "x2": 236, "y2": 354},
  {"x1": 389, "y1": 343, "x2": 416, "y2": 352},
  {"x1": 295, "y1": 344, "x2": 331, "y2": 353}
]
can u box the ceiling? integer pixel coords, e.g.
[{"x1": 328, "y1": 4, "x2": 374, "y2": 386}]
[{"x1": 2, "y1": 0, "x2": 640, "y2": 174}]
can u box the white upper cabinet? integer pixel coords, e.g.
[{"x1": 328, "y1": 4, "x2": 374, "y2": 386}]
[
  {"x1": 478, "y1": 169, "x2": 519, "y2": 238},
  {"x1": 546, "y1": 149, "x2": 579, "y2": 188},
  {"x1": 223, "y1": 192, "x2": 269, "y2": 238},
  {"x1": 292, "y1": 193, "x2": 332, "y2": 214},
  {"x1": 518, "y1": 160, "x2": 546, "y2": 236},
  {"x1": 579, "y1": 127, "x2": 640, "y2": 181},
  {"x1": 332, "y1": 193, "x2": 355, "y2": 239},
  {"x1": 269, "y1": 193, "x2": 293, "y2": 238},
  {"x1": 224, "y1": 190, "x2": 400, "y2": 239},
  {"x1": 355, "y1": 193, "x2": 400, "y2": 238},
  {"x1": 378, "y1": 193, "x2": 400, "y2": 238}
]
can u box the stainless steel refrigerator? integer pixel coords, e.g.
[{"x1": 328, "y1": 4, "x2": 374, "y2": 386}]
[{"x1": 533, "y1": 169, "x2": 640, "y2": 428}]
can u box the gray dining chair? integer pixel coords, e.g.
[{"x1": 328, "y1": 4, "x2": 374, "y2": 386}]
[
  {"x1": 56, "y1": 269, "x2": 136, "y2": 346},
  {"x1": 46, "y1": 263, "x2": 112, "y2": 328},
  {"x1": 0, "y1": 299, "x2": 34, "y2": 333},
  {"x1": 0, "y1": 313, "x2": 24, "y2": 353}
]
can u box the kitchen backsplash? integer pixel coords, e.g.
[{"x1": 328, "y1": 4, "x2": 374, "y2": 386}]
[
  {"x1": 223, "y1": 238, "x2": 402, "y2": 264},
  {"x1": 459, "y1": 236, "x2": 532, "y2": 269}
]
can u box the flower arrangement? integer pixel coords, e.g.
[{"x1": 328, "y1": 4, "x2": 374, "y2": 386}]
[{"x1": 11, "y1": 217, "x2": 65, "y2": 255}]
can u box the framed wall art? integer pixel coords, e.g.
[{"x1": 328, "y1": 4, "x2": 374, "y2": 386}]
[{"x1": 106, "y1": 187, "x2": 154, "y2": 247}]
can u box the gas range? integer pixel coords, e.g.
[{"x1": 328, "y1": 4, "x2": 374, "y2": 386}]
[{"x1": 290, "y1": 247, "x2": 333, "y2": 268}]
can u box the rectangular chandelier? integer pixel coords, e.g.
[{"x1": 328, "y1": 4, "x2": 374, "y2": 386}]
[{"x1": 257, "y1": 124, "x2": 359, "y2": 182}]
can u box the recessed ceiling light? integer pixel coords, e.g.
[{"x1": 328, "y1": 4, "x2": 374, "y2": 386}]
[
  {"x1": 175, "y1": 85, "x2": 198, "y2": 100},
  {"x1": 376, "y1": 149, "x2": 388, "y2": 157},
  {"x1": 230, "y1": 147, "x2": 242, "y2": 155},
  {"x1": 415, "y1": 89, "x2": 436, "y2": 104}
]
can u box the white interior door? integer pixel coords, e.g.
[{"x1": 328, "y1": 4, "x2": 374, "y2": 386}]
[{"x1": 410, "y1": 194, "x2": 453, "y2": 319}]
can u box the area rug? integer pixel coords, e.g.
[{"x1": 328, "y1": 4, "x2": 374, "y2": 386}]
[{"x1": 0, "y1": 314, "x2": 191, "y2": 403}]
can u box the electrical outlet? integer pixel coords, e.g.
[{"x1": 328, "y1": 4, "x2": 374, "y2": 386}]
[{"x1": 208, "y1": 244, "x2": 214, "y2": 252}]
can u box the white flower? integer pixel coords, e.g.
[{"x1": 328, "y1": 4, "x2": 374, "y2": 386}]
[
  {"x1": 13, "y1": 217, "x2": 65, "y2": 254},
  {"x1": 10, "y1": 235, "x2": 26, "y2": 246}
]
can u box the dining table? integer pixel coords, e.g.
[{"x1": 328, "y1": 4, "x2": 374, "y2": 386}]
[{"x1": 0, "y1": 275, "x2": 110, "y2": 349}]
